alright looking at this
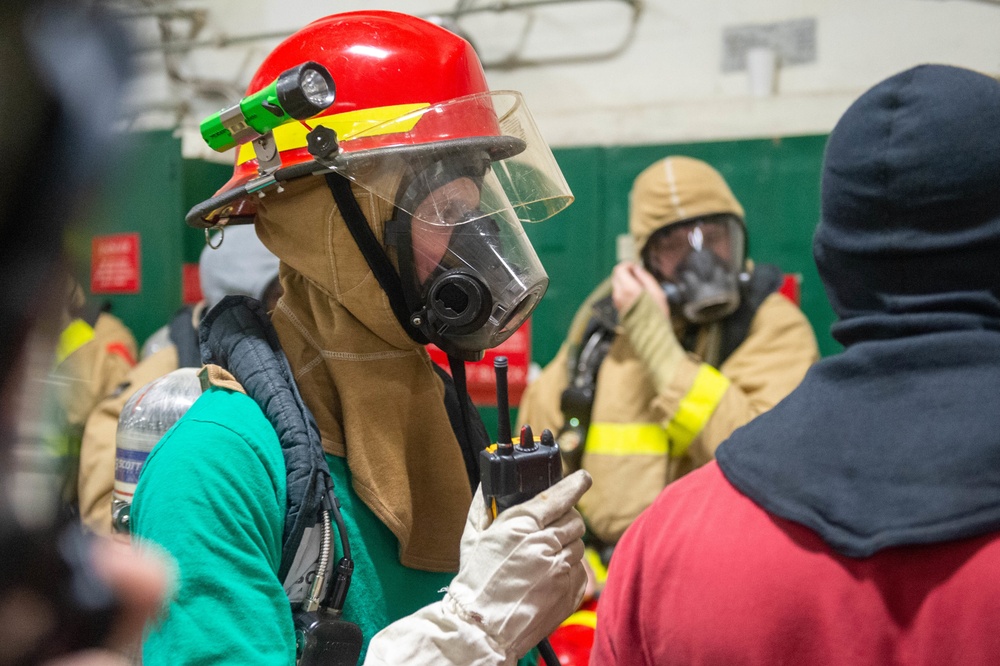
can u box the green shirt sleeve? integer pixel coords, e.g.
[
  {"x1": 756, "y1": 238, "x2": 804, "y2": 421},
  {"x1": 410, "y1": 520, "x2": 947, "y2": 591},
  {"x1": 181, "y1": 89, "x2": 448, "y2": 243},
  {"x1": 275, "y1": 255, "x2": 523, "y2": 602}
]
[{"x1": 131, "y1": 388, "x2": 295, "y2": 666}]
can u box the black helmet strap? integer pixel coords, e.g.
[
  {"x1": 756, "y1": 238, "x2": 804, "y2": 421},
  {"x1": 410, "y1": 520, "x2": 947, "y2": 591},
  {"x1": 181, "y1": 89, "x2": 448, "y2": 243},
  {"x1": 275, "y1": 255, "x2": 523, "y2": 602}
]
[{"x1": 324, "y1": 171, "x2": 428, "y2": 345}]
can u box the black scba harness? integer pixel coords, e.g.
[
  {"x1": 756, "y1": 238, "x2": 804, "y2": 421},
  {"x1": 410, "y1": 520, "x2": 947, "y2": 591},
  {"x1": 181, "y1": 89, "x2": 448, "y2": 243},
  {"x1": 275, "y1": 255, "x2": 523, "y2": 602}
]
[
  {"x1": 558, "y1": 264, "x2": 784, "y2": 468},
  {"x1": 200, "y1": 297, "x2": 362, "y2": 666},
  {"x1": 199, "y1": 296, "x2": 487, "y2": 665},
  {"x1": 167, "y1": 305, "x2": 202, "y2": 369}
]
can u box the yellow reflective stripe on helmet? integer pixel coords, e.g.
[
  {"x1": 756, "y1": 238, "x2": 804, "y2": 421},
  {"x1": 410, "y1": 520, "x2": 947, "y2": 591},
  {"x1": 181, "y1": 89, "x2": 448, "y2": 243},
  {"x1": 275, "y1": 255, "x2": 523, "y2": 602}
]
[
  {"x1": 55, "y1": 318, "x2": 95, "y2": 365},
  {"x1": 236, "y1": 103, "x2": 431, "y2": 166},
  {"x1": 585, "y1": 422, "x2": 669, "y2": 456},
  {"x1": 665, "y1": 363, "x2": 731, "y2": 458}
]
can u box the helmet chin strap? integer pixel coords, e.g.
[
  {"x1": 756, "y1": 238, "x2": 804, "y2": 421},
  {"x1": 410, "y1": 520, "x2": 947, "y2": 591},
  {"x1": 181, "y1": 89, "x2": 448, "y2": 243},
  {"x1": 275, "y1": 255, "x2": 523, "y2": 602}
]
[
  {"x1": 324, "y1": 172, "x2": 481, "y2": 477},
  {"x1": 324, "y1": 172, "x2": 428, "y2": 345}
]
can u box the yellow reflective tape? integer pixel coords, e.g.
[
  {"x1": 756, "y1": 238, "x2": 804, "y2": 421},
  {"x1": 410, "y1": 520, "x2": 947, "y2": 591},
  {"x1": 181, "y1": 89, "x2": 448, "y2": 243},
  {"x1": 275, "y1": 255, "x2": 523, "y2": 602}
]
[
  {"x1": 236, "y1": 103, "x2": 431, "y2": 166},
  {"x1": 666, "y1": 364, "x2": 731, "y2": 459},
  {"x1": 55, "y1": 319, "x2": 95, "y2": 365},
  {"x1": 585, "y1": 422, "x2": 669, "y2": 457},
  {"x1": 560, "y1": 609, "x2": 598, "y2": 630},
  {"x1": 584, "y1": 546, "x2": 608, "y2": 586}
]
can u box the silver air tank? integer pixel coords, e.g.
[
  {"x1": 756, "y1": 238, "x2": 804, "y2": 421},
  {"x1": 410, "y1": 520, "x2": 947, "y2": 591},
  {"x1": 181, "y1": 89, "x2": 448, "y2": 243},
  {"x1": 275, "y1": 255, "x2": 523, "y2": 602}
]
[{"x1": 112, "y1": 367, "x2": 203, "y2": 534}]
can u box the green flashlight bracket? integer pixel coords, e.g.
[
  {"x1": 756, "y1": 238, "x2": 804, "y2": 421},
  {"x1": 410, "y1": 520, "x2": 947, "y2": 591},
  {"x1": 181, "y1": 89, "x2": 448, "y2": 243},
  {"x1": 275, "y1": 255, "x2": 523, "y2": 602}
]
[
  {"x1": 251, "y1": 132, "x2": 283, "y2": 176},
  {"x1": 236, "y1": 131, "x2": 283, "y2": 202},
  {"x1": 219, "y1": 105, "x2": 263, "y2": 147},
  {"x1": 247, "y1": 124, "x2": 341, "y2": 201},
  {"x1": 216, "y1": 104, "x2": 284, "y2": 177}
]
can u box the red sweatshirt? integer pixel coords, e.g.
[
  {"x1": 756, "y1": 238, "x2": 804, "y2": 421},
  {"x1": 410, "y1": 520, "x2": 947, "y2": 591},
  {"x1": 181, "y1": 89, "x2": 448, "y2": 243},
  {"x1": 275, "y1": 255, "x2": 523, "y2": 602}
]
[{"x1": 592, "y1": 461, "x2": 1000, "y2": 666}]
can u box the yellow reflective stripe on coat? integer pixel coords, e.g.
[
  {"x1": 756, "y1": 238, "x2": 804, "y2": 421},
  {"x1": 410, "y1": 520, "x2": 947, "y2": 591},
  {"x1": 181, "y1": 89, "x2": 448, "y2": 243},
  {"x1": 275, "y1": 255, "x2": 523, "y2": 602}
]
[
  {"x1": 584, "y1": 546, "x2": 608, "y2": 586},
  {"x1": 585, "y1": 365, "x2": 729, "y2": 459},
  {"x1": 55, "y1": 319, "x2": 95, "y2": 365},
  {"x1": 560, "y1": 608, "x2": 598, "y2": 630},
  {"x1": 665, "y1": 363, "x2": 731, "y2": 458},
  {"x1": 586, "y1": 423, "x2": 669, "y2": 456}
]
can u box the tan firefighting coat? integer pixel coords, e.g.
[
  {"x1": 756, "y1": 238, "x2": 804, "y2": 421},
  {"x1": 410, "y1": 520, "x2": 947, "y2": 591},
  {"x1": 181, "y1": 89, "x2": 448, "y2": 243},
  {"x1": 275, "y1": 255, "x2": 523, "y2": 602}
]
[
  {"x1": 517, "y1": 284, "x2": 817, "y2": 545},
  {"x1": 51, "y1": 312, "x2": 137, "y2": 509},
  {"x1": 517, "y1": 156, "x2": 819, "y2": 544},
  {"x1": 53, "y1": 312, "x2": 137, "y2": 431}
]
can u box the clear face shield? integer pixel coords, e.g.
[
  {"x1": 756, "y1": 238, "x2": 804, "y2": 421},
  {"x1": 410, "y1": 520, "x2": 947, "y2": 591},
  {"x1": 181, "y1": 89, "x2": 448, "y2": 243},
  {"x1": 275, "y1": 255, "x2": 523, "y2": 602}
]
[
  {"x1": 329, "y1": 91, "x2": 573, "y2": 227},
  {"x1": 328, "y1": 91, "x2": 569, "y2": 356},
  {"x1": 642, "y1": 214, "x2": 746, "y2": 324},
  {"x1": 384, "y1": 158, "x2": 548, "y2": 356}
]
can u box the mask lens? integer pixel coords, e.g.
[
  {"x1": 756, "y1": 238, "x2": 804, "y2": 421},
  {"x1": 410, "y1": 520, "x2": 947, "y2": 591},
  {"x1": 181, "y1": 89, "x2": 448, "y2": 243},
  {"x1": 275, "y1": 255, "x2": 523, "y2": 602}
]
[
  {"x1": 409, "y1": 177, "x2": 485, "y2": 284},
  {"x1": 642, "y1": 214, "x2": 746, "y2": 324},
  {"x1": 412, "y1": 176, "x2": 482, "y2": 227},
  {"x1": 400, "y1": 204, "x2": 547, "y2": 353},
  {"x1": 497, "y1": 288, "x2": 540, "y2": 334},
  {"x1": 645, "y1": 226, "x2": 694, "y2": 280},
  {"x1": 643, "y1": 215, "x2": 741, "y2": 281},
  {"x1": 697, "y1": 220, "x2": 732, "y2": 261}
]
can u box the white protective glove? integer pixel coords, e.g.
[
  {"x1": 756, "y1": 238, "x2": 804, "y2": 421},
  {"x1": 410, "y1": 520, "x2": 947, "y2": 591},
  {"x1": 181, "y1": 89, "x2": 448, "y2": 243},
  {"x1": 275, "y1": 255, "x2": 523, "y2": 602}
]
[{"x1": 364, "y1": 470, "x2": 592, "y2": 666}]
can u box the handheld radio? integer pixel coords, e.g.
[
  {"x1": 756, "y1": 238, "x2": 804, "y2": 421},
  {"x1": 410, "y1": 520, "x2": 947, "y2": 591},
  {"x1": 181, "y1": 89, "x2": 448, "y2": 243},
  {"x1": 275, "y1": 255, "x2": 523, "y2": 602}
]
[
  {"x1": 479, "y1": 357, "x2": 562, "y2": 519},
  {"x1": 478, "y1": 356, "x2": 564, "y2": 666}
]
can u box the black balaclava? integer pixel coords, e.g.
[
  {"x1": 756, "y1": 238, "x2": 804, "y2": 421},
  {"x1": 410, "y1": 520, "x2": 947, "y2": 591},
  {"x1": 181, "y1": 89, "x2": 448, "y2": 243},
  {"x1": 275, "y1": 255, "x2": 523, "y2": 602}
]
[
  {"x1": 716, "y1": 65, "x2": 1000, "y2": 558},
  {"x1": 815, "y1": 65, "x2": 1000, "y2": 345}
]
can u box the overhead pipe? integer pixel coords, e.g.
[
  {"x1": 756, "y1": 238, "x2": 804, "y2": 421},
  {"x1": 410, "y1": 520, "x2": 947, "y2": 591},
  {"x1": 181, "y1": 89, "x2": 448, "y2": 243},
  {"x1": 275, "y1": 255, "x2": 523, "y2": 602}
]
[
  {"x1": 443, "y1": 0, "x2": 644, "y2": 70},
  {"x1": 128, "y1": 0, "x2": 643, "y2": 69}
]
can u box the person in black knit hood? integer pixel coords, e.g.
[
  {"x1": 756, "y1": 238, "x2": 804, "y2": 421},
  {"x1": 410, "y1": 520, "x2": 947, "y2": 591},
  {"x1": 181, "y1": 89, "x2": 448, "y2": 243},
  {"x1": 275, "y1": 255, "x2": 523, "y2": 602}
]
[{"x1": 592, "y1": 64, "x2": 1000, "y2": 665}]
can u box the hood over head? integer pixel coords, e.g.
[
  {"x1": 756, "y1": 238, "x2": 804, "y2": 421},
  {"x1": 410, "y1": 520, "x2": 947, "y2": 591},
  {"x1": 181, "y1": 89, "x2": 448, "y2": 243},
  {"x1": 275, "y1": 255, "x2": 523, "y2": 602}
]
[
  {"x1": 254, "y1": 175, "x2": 413, "y2": 349},
  {"x1": 254, "y1": 175, "x2": 476, "y2": 572},
  {"x1": 718, "y1": 65, "x2": 1000, "y2": 559},
  {"x1": 629, "y1": 156, "x2": 745, "y2": 256}
]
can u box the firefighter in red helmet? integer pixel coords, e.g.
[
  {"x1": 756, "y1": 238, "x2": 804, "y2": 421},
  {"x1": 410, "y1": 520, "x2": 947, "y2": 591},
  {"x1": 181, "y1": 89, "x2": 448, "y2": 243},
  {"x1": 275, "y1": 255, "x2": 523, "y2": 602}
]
[{"x1": 131, "y1": 11, "x2": 590, "y2": 666}]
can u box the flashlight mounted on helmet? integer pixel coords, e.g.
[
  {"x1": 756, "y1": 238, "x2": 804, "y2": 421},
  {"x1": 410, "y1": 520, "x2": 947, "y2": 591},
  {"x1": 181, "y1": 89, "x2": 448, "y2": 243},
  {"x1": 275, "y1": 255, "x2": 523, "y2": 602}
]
[{"x1": 200, "y1": 61, "x2": 336, "y2": 172}]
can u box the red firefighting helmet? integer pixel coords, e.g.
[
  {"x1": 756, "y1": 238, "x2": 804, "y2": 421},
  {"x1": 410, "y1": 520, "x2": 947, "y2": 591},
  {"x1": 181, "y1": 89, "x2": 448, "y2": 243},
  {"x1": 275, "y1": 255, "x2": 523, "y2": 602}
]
[{"x1": 187, "y1": 10, "x2": 572, "y2": 230}]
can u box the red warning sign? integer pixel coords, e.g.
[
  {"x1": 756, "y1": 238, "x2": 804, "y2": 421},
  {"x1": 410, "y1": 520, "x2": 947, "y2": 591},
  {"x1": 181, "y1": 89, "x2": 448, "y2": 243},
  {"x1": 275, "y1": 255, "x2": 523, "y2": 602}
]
[
  {"x1": 427, "y1": 318, "x2": 532, "y2": 406},
  {"x1": 91, "y1": 233, "x2": 141, "y2": 294},
  {"x1": 182, "y1": 263, "x2": 203, "y2": 305}
]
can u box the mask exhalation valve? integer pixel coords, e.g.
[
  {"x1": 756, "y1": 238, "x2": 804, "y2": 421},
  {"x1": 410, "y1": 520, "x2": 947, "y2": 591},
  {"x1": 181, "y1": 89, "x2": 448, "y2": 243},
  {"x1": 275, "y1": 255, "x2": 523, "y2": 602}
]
[{"x1": 426, "y1": 270, "x2": 492, "y2": 335}]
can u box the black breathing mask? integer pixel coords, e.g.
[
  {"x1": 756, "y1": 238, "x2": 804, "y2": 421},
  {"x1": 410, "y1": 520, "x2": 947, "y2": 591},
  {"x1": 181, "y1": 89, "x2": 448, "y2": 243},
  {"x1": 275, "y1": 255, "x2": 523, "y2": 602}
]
[
  {"x1": 643, "y1": 214, "x2": 746, "y2": 325},
  {"x1": 387, "y1": 158, "x2": 548, "y2": 361},
  {"x1": 662, "y1": 247, "x2": 741, "y2": 324}
]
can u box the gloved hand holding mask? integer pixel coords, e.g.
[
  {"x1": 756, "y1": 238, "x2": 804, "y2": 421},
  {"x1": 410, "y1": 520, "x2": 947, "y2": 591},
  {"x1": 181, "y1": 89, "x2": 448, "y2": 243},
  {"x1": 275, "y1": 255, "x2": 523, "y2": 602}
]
[{"x1": 364, "y1": 470, "x2": 592, "y2": 665}]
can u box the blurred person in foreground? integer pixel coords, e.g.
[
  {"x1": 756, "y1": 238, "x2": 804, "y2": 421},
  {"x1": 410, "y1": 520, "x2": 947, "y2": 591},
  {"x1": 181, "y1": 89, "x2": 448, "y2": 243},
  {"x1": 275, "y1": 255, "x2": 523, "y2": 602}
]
[
  {"x1": 592, "y1": 64, "x2": 1000, "y2": 665},
  {"x1": 518, "y1": 156, "x2": 818, "y2": 555},
  {"x1": 0, "y1": 1, "x2": 169, "y2": 663},
  {"x1": 78, "y1": 225, "x2": 280, "y2": 535}
]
